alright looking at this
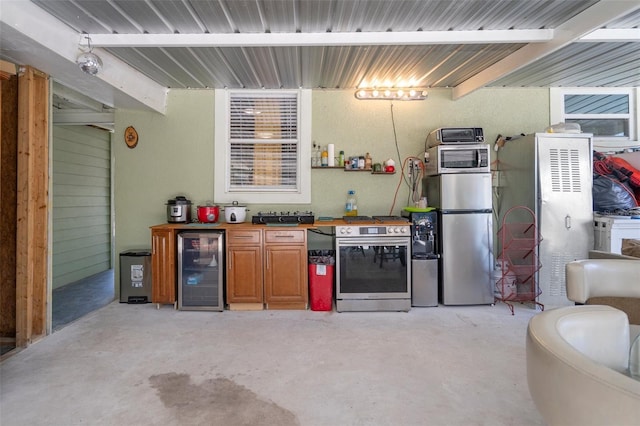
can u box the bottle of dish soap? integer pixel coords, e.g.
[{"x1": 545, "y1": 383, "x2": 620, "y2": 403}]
[{"x1": 345, "y1": 190, "x2": 358, "y2": 217}]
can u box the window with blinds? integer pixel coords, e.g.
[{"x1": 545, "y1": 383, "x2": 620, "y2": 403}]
[
  {"x1": 214, "y1": 89, "x2": 311, "y2": 204},
  {"x1": 550, "y1": 87, "x2": 638, "y2": 151},
  {"x1": 228, "y1": 92, "x2": 299, "y2": 191}
]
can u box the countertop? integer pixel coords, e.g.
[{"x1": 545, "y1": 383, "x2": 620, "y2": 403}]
[{"x1": 150, "y1": 218, "x2": 410, "y2": 230}]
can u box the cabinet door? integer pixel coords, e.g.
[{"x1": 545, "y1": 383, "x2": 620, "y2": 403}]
[
  {"x1": 264, "y1": 245, "x2": 308, "y2": 306},
  {"x1": 151, "y1": 229, "x2": 176, "y2": 305},
  {"x1": 226, "y1": 245, "x2": 263, "y2": 304}
]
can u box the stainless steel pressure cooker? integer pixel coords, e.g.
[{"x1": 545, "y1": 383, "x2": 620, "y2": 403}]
[{"x1": 166, "y1": 196, "x2": 192, "y2": 223}]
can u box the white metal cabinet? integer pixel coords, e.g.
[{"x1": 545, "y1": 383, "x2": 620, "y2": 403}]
[{"x1": 497, "y1": 133, "x2": 593, "y2": 308}]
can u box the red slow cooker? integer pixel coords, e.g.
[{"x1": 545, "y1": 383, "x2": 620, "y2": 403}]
[{"x1": 196, "y1": 204, "x2": 220, "y2": 223}]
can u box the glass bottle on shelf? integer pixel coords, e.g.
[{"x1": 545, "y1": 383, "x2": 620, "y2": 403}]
[
  {"x1": 365, "y1": 152, "x2": 372, "y2": 170},
  {"x1": 321, "y1": 146, "x2": 329, "y2": 167},
  {"x1": 311, "y1": 142, "x2": 320, "y2": 167}
]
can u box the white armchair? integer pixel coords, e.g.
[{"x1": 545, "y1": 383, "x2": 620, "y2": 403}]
[
  {"x1": 526, "y1": 305, "x2": 640, "y2": 426},
  {"x1": 566, "y1": 259, "x2": 640, "y2": 325}
]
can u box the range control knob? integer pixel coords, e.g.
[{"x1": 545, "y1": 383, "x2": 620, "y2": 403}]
[
  {"x1": 387, "y1": 227, "x2": 394, "y2": 234},
  {"x1": 400, "y1": 227, "x2": 408, "y2": 233}
]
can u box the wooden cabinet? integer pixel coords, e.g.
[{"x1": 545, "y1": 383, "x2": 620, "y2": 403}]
[
  {"x1": 226, "y1": 229, "x2": 263, "y2": 309},
  {"x1": 264, "y1": 229, "x2": 308, "y2": 309},
  {"x1": 151, "y1": 228, "x2": 177, "y2": 308},
  {"x1": 226, "y1": 228, "x2": 308, "y2": 310},
  {"x1": 150, "y1": 224, "x2": 309, "y2": 311}
]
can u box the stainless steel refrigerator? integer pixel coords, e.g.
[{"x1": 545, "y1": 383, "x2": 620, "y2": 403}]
[{"x1": 424, "y1": 173, "x2": 494, "y2": 305}]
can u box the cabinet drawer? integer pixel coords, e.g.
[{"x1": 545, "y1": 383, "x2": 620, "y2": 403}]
[
  {"x1": 264, "y1": 229, "x2": 306, "y2": 244},
  {"x1": 228, "y1": 229, "x2": 262, "y2": 244}
]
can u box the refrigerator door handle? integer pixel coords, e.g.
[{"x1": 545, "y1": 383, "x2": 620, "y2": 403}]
[
  {"x1": 565, "y1": 214, "x2": 572, "y2": 229},
  {"x1": 487, "y1": 214, "x2": 494, "y2": 272}
]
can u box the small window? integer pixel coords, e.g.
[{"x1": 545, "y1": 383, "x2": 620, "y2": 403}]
[
  {"x1": 550, "y1": 88, "x2": 639, "y2": 151},
  {"x1": 214, "y1": 89, "x2": 311, "y2": 204},
  {"x1": 564, "y1": 93, "x2": 629, "y2": 137}
]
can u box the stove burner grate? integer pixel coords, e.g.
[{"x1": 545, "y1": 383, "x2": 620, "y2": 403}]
[
  {"x1": 342, "y1": 216, "x2": 373, "y2": 223},
  {"x1": 372, "y1": 215, "x2": 408, "y2": 223},
  {"x1": 252, "y1": 211, "x2": 314, "y2": 224}
]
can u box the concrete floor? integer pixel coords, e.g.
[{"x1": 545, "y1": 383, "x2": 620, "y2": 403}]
[
  {"x1": 52, "y1": 269, "x2": 116, "y2": 332},
  {"x1": 1, "y1": 302, "x2": 545, "y2": 426},
  {"x1": 1, "y1": 270, "x2": 116, "y2": 357}
]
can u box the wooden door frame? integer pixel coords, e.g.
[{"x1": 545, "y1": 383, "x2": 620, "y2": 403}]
[{"x1": 15, "y1": 66, "x2": 49, "y2": 347}]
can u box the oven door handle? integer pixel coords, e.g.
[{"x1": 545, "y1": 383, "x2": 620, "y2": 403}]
[{"x1": 336, "y1": 238, "x2": 410, "y2": 246}]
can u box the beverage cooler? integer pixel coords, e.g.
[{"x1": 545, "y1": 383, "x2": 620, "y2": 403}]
[{"x1": 177, "y1": 231, "x2": 224, "y2": 311}]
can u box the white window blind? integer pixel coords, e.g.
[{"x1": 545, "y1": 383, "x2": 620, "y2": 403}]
[
  {"x1": 228, "y1": 92, "x2": 299, "y2": 191},
  {"x1": 550, "y1": 87, "x2": 639, "y2": 151},
  {"x1": 214, "y1": 89, "x2": 311, "y2": 204}
]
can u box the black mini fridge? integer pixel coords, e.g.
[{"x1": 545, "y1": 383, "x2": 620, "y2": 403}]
[{"x1": 119, "y1": 249, "x2": 152, "y2": 303}]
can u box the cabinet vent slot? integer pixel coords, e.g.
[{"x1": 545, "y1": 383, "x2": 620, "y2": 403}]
[{"x1": 549, "y1": 148, "x2": 582, "y2": 193}]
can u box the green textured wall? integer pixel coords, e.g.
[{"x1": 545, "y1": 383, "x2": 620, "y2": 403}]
[
  {"x1": 52, "y1": 125, "x2": 112, "y2": 289},
  {"x1": 114, "y1": 87, "x2": 549, "y2": 284}
]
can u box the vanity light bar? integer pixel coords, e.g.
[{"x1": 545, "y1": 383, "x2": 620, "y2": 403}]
[{"x1": 355, "y1": 88, "x2": 428, "y2": 101}]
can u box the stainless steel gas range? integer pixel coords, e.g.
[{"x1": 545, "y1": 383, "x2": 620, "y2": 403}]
[{"x1": 335, "y1": 216, "x2": 411, "y2": 312}]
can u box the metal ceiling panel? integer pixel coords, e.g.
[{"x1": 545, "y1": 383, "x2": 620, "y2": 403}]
[
  {"x1": 105, "y1": 42, "x2": 552, "y2": 90},
  {"x1": 19, "y1": 0, "x2": 640, "y2": 104},
  {"x1": 32, "y1": 0, "x2": 112, "y2": 33},
  {"x1": 607, "y1": 8, "x2": 640, "y2": 28},
  {"x1": 189, "y1": 1, "x2": 234, "y2": 33},
  {"x1": 490, "y1": 42, "x2": 640, "y2": 87},
  {"x1": 111, "y1": 1, "x2": 179, "y2": 33},
  {"x1": 32, "y1": 0, "x2": 602, "y2": 35}
]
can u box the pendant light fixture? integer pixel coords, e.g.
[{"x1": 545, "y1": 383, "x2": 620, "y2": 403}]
[{"x1": 76, "y1": 35, "x2": 102, "y2": 76}]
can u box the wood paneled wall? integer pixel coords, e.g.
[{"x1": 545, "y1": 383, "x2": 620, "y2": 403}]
[
  {"x1": 15, "y1": 66, "x2": 49, "y2": 347},
  {"x1": 0, "y1": 74, "x2": 18, "y2": 338},
  {"x1": 52, "y1": 125, "x2": 112, "y2": 288}
]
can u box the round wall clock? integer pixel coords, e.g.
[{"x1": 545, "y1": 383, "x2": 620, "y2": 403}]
[{"x1": 124, "y1": 126, "x2": 138, "y2": 148}]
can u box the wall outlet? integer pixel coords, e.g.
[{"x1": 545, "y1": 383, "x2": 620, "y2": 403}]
[{"x1": 408, "y1": 159, "x2": 421, "y2": 177}]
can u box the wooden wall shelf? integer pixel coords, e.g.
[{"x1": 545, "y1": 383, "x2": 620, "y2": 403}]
[{"x1": 312, "y1": 166, "x2": 395, "y2": 174}]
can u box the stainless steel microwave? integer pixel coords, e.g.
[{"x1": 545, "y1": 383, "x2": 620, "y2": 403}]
[
  {"x1": 425, "y1": 127, "x2": 484, "y2": 148},
  {"x1": 424, "y1": 144, "x2": 490, "y2": 175}
]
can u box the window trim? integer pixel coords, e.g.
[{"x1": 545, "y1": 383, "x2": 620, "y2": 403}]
[
  {"x1": 214, "y1": 89, "x2": 311, "y2": 204},
  {"x1": 550, "y1": 87, "x2": 639, "y2": 152}
]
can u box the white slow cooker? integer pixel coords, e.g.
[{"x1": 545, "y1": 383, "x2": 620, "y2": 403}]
[{"x1": 223, "y1": 201, "x2": 249, "y2": 223}]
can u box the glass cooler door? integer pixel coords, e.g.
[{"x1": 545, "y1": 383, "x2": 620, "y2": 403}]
[{"x1": 177, "y1": 231, "x2": 224, "y2": 311}]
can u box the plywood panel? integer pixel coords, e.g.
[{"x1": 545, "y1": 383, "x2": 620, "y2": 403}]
[
  {"x1": 15, "y1": 66, "x2": 49, "y2": 347},
  {"x1": 0, "y1": 75, "x2": 18, "y2": 338}
]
